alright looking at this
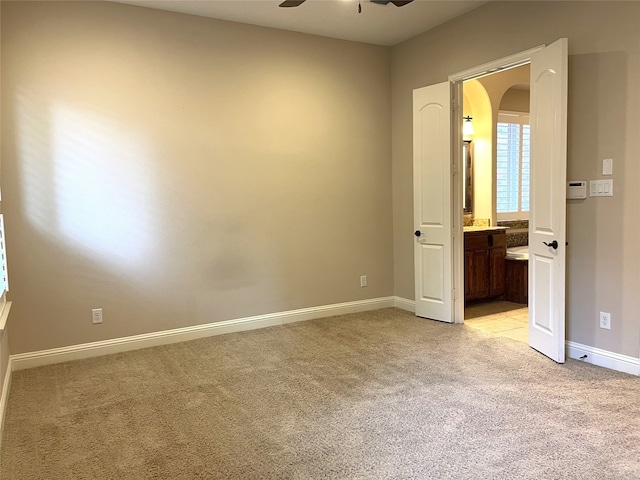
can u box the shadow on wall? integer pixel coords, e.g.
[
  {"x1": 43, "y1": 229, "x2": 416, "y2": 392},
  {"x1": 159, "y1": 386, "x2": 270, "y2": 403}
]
[{"x1": 566, "y1": 51, "x2": 627, "y2": 350}]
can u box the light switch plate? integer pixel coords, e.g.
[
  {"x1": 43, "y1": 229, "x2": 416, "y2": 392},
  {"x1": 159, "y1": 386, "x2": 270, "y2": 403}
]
[
  {"x1": 590, "y1": 179, "x2": 613, "y2": 197},
  {"x1": 602, "y1": 158, "x2": 613, "y2": 175}
]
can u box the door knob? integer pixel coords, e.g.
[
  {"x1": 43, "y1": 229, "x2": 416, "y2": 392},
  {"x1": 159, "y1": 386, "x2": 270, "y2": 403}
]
[
  {"x1": 414, "y1": 230, "x2": 422, "y2": 237},
  {"x1": 543, "y1": 240, "x2": 559, "y2": 249}
]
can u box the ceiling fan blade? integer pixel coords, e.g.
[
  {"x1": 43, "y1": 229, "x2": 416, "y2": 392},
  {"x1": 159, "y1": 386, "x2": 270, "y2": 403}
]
[
  {"x1": 279, "y1": 0, "x2": 306, "y2": 7},
  {"x1": 390, "y1": 0, "x2": 414, "y2": 6}
]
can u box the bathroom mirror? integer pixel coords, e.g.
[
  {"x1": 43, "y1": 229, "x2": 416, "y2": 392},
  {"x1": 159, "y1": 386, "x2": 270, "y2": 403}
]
[{"x1": 463, "y1": 142, "x2": 473, "y2": 213}]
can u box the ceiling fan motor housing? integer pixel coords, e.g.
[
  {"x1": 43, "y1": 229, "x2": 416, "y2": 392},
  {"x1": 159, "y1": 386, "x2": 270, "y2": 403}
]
[{"x1": 279, "y1": 0, "x2": 412, "y2": 8}]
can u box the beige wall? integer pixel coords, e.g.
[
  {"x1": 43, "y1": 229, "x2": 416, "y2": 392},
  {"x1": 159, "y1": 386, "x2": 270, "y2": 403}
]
[
  {"x1": 462, "y1": 80, "x2": 492, "y2": 222},
  {"x1": 0, "y1": 2, "x2": 7, "y2": 410},
  {"x1": 1, "y1": 1, "x2": 394, "y2": 353},
  {"x1": 500, "y1": 88, "x2": 530, "y2": 113},
  {"x1": 1, "y1": 0, "x2": 639, "y2": 363},
  {"x1": 473, "y1": 64, "x2": 530, "y2": 224},
  {"x1": 392, "y1": 1, "x2": 640, "y2": 357},
  {"x1": 477, "y1": 64, "x2": 530, "y2": 112}
]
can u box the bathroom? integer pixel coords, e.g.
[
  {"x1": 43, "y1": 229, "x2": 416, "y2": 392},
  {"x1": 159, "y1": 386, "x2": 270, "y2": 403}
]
[{"x1": 462, "y1": 65, "x2": 530, "y2": 341}]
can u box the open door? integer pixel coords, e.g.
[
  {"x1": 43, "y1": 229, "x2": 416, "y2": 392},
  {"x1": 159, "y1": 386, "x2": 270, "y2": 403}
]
[
  {"x1": 528, "y1": 38, "x2": 568, "y2": 362},
  {"x1": 413, "y1": 82, "x2": 453, "y2": 323}
]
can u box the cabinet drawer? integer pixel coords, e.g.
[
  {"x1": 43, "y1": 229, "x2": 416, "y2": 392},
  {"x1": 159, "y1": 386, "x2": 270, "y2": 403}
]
[
  {"x1": 465, "y1": 231, "x2": 507, "y2": 249},
  {"x1": 465, "y1": 234, "x2": 489, "y2": 249},
  {"x1": 491, "y1": 233, "x2": 506, "y2": 248}
]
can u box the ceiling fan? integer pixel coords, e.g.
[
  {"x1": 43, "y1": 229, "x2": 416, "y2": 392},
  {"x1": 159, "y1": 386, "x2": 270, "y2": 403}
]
[{"x1": 279, "y1": 0, "x2": 414, "y2": 8}]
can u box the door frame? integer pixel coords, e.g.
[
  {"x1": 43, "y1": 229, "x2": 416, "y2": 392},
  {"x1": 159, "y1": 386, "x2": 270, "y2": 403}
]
[{"x1": 448, "y1": 45, "x2": 545, "y2": 324}]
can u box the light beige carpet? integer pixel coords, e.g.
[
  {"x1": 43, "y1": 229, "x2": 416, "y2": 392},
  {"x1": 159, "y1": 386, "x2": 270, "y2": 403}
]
[{"x1": 1, "y1": 308, "x2": 639, "y2": 479}]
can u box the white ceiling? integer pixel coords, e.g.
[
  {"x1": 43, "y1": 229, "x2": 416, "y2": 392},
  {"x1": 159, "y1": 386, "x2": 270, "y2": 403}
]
[{"x1": 111, "y1": 0, "x2": 486, "y2": 46}]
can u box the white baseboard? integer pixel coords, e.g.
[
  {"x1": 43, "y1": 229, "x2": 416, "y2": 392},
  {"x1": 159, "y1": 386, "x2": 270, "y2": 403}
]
[
  {"x1": 10, "y1": 297, "x2": 396, "y2": 372},
  {"x1": 393, "y1": 296, "x2": 415, "y2": 312},
  {"x1": 390, "y1": 298, "x2": 639, "y2": 377},
  {"x1": 10, "y1": 298, "x2": 636, "y2": 377},
  {"x1": 0, "y1": 357, "x2": 12, "y2": 448},
  {"x1": 388, "y1": 295, "x2": 638, "y2": 377},
  {"x1": 566, "y1": 341, "x2": 640, "y2": 376}
]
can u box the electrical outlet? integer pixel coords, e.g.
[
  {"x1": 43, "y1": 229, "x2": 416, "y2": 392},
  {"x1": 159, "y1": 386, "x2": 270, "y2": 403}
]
[
  {"x1": 360, "y1": 275, "x2": 367, "y2": 287},
  {"x1": 599, "y1": 311, "x2": 611, "y2": 330},
  {"x1": 92, "y1": 308, "x2": 103, "y2": 324}
]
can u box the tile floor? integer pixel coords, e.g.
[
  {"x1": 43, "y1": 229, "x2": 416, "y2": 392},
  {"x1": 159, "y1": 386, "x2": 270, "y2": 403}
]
[{"x1": 464, "y1": 301, "x2": 528, "y2": 344}]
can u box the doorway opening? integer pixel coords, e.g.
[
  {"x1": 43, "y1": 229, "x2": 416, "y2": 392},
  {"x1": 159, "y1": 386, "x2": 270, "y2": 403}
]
[
  {"x1": 414, "y1": 38, "x2": 567, "y2": 362},
  {"x1": 460, "y1": 65, "x2": 531, "y2": 344}
]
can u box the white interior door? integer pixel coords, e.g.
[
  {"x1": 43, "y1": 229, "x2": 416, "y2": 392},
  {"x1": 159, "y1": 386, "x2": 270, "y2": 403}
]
[
  {"x1": 528, "y1": 38, "x2": 568, "y2": 362},
  {"x1": 413, "y1": 82, "x2": 453, "y2": 323}
]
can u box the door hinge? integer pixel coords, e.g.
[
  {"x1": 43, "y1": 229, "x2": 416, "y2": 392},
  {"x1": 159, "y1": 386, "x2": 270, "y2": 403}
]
[{"x1": 452, "y1": 288, "x2": 457, "y2": 300}]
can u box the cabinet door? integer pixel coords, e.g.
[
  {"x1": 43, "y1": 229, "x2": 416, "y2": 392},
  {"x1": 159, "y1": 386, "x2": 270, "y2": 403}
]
[
  {"x1": 471, "y1": 250, "x2": 490, "y2": 299},
  {"x1": 490, "y1": 248, "x2": 506, "y2": 296},
  {"x1": 505, "y1": 259, "x2": 528, "y2": 304},
  {"x1": 464, "y1": 251, "x2": 474, "y2": 301}
]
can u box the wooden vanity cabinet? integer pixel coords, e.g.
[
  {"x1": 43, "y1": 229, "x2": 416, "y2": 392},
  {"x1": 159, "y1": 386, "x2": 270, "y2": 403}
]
[
  {"x1": 464, "y1": 230, "x2": 507, "y2": 303},
  {"x1": 505, "y1": 259, "x2": 528, "y2": 304},
  {"x1": 465, "y1": 249, "x2": 489, "y2": 300},
  {"x1": 489, "y1": 247, "x2": 506, "y2": 296}
]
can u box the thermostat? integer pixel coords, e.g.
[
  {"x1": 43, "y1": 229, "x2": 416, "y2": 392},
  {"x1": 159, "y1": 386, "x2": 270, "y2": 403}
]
[{"x1": 567, "y1": 181, "x2": 587, "y2": 199}]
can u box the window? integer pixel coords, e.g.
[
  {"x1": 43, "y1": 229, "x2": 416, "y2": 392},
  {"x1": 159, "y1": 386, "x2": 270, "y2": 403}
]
[
  {"x1": 0, "y1": 213, "x2": 8, "y2": 332},
  {"x1": 496, "y1": 112, "x2": 530, "y2": 220}
]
